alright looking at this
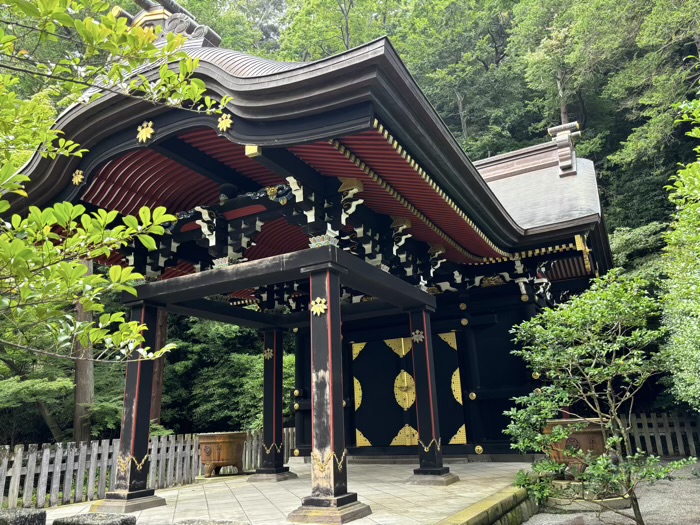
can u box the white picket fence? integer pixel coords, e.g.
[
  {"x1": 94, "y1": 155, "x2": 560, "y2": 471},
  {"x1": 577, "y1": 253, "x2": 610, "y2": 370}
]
[
  {"x1": 622, "y1": 412, "x2": 699, "y2": 457},
  {"x1": 0, "y1": 428, "x2": 296, "y2": 509}
]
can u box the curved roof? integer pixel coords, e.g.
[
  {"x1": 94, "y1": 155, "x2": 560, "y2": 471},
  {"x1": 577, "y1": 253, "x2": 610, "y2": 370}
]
[
  {"x1": 13, "y1": 32, "x2": 607, "y2": 262},
  {"x1": 185, "y1": 47, "x2": 305, "y2": 78}
]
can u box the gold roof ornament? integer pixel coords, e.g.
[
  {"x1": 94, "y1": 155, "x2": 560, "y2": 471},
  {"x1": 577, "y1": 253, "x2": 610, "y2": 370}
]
[
  {"x1": 136, "y1": 121, "x2": 155, "y2": 144},
  {"x1": 217, "y1": 113, "x2": 233, "y2": 133},
  {"x1": 72, "y1": 170, "x2": 84, "y2": 186}
]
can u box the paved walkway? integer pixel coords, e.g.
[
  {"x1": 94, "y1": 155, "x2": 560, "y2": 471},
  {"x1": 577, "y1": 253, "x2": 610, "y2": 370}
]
[{"x1": 46, "y1": 462, "x2": 525, "y2": 525}]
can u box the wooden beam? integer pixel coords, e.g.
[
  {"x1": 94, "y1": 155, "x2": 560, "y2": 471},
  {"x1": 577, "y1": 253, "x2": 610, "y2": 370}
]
[
  {"x1": 125, "y1": 246, "x2": 435, "y2": 311},
  {"x1": 151, "y1": 136, "x2": 258, "y2": 192}
]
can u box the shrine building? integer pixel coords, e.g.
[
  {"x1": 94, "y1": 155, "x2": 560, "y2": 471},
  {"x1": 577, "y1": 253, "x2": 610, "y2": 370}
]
[{"x1": 15, "y1": 2, "x2": 611, "y2": 522}]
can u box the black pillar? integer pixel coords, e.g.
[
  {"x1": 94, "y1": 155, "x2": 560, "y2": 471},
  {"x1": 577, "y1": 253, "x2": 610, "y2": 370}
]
[
  {"x1": 95, "y1": 303, "x2": 165, "y2": 512},
  {"x1": 408, "y1": 309, "x2": 455, "y2": 481},
  {"x1": 254, "y1": 329, "x2": 292, "y2": 477},
  {"x1": 288, "y1": 266, "x2": 371, "y2": 522}
]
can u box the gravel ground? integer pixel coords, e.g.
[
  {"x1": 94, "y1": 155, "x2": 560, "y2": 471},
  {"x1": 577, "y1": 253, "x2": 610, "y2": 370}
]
[{"x1": 523, "y1": 466, "x2": 700, "y2": 525}]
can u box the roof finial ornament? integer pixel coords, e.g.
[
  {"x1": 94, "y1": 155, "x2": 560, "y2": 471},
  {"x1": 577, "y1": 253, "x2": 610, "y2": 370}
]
[
  {"x1": 129, "y1": 0, "x2": 222, "y2": 47},
  {"x1": 547, "y1": 121, "x2": 581, "y2": 177}
]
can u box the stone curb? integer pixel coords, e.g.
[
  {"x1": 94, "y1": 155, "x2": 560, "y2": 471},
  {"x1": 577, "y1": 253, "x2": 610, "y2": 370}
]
[{"x1": 435, "y1": 486, "x2": 538, "y2": 525}]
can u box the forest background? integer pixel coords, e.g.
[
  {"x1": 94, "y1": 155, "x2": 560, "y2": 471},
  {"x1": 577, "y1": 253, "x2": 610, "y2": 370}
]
[{"x1": 2, "y1": 0, "x2": 699, "y2": 445}]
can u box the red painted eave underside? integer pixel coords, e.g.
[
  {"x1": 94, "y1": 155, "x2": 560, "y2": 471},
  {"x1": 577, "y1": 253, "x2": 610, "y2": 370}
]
[
  {"x1": 337, "y1": 131, "x2": 501, "y2": 259},
  {"x1": 82, "y1": 127, "x2": 504, "y2": 275}
]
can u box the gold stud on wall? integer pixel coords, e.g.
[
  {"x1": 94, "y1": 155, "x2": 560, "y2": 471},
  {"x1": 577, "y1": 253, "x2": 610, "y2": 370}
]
[
  {"x1": 469, "y1": 392, "x2": 477, "y2": 401},
  {"x1": 294, "y1": 449, "x2": 300, "y2": 457},
  {"x1": 293, "y1": 389, "x2": 300, "y2": 397},
  {"x1": 459, "y1": 303, "x2": 467, "y2": 311},
  {"x1": 475, "y1": 445, "x2": 484, "y2": 455},
  {"x1": 461, "y1": 318, "x2": 469, "y2": 326},
  {"x1": 532, "y1": 372, "x2": 541, "y2": 380},
  {"x1": 293, "y1": 403, "x2": 300, "y2": 410}
]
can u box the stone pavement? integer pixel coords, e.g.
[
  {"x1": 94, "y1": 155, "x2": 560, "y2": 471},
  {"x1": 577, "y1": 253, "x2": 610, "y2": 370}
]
[{"x1": 46, "y1": 462, "x2": 525, "y2": 525}]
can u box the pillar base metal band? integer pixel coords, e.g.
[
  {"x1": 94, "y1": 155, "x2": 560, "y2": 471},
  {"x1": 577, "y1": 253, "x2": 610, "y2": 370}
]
[
  {"x1": 405, "y1": 472, "x2": 460, "y2": 486},
  {"x1": 288, "y1": 500, "x2": 372, "y2": 524},
  {"x1": 248, "y1": 470, "x2": 298, "y2": 483}
]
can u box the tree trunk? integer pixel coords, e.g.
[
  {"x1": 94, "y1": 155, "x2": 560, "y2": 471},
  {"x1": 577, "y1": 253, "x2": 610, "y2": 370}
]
[
  {"x1": 628, "y1": 487, "x2": 645, "y2": 525},
  {"x1": 73, "y1": 260, "x2": 94, "y2": 442},
  {"x1": 557, "y1": 74, "x2": 569, "y2": 124},
  {"x1": 149, "y1": 308, "x2": 169, "y2": 423},
  {"x1": 455, "y1": 91, "x2": 468, "y2": 140},
  {"x1": 36, "y1": 400, "x2": 64, "y2": 442}
]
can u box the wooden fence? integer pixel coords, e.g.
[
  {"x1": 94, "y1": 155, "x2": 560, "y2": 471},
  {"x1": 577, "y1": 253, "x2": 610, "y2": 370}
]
[
  {"x1": 622, "y1": 413, "x2": 699, "y2": 457},
  {"x1": 0, "y1": 428, "x2": 296, "y2": 510}
]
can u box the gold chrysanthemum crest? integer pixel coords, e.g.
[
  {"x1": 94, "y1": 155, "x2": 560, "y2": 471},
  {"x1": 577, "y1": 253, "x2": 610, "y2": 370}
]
[
  {"x1": 137, "y1": 121, "x2": 154, "y2": 143},
  {"x1": 310, "y1": 297, "x2": 327, "y2": 316},
  {"x1": 72, "y1": 170, "x2": 84, "y2": 185},
  {"x1": 411, "y1": 330, "x2": 425, "y2": 343},
  {"x1": 263, "y1": 348, "x2": 273, "y2": 360},
  {"x1": 218, "y1": 113, "x2": 233, "y2": 132}
]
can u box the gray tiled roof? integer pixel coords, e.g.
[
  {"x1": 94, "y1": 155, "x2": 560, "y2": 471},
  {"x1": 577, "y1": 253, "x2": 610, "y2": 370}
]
[{"x1": 481, "y1": 157, "x2": 601, "y2": 233}]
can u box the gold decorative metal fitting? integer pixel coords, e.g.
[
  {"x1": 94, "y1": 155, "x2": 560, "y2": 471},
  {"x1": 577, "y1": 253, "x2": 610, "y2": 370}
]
[
  {"x1": 475, "y1": 445, "x2": 484, "y2": 455},
  {"x1": 410, "y1": 330, "x2": 425, "y2": 343},
  {"x1": 469, "y1": 392, "x2": 477, "y2": 401},
  {"x1": 293, "y1": 403, "x2": 300, "y2": 410},
  {"x1": 263, "y1": 348, "x2": 273, "y2": 360},
  {"x1": 262, "y1": 442, "x2": 283, "y2": 455},
  {"x1": 460, "y1": 318, "x2": 469, "y2": 326},
  {"x1": 532, "y1": 372, "x2": 541, "y2": 380},
  {"x1": 535, "y1": 388, "x2": 543, "y2": 395},
  {"x1": 419, "y1": 437, "x2": 441, "y2": 452},
  {"x1": 343, "y1": 400, "x2": 347, "y2": 408},
  {"x1": 459, "y1": 303, "x2": 467, "y2": 311},
  {"x1": 310, "y1": 297, "x2": 328, "y2": 316},
  {"x1": 72, "y1": 170, "x2": 84, "y2": 186},
  {"x1": 293, "y1": 449, "x2": 300, "y2": 457},
  {"x1": 293, "y1": 389, "x2": 300, "y2": 397},
  {"x1": 217, "y1": 113, "x2": 233, "y2": 132},
  {"x1": 136, "y1": 121, "x2": 154, "y2": 143},
  {"x1": 245, "y1": 144, "x2": 261, "y2": 158},
  {"x1": 521, "y1": 294, "x2": 529, "y2": 302},
  {"x1": 266, "y1": 186, "x2": 278, "y2": 200},
  {"x1": 311, "y1": 449, "x2": 347, "y2": 473},
  {"x1": 292, "y1": 327, "x2": 299, "y2": 333}
]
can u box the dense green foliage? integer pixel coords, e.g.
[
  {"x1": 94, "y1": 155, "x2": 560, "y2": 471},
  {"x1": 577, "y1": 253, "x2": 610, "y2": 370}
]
[
  {"x1": 161, "y1": 317, "x2": 295, "y2": 433},
  {"x1": 661, "y1": 100, "x2": 700, "y2": 411},
  {"x1": 507, "y1": 272, "x2": 691, "y2": 523}
]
